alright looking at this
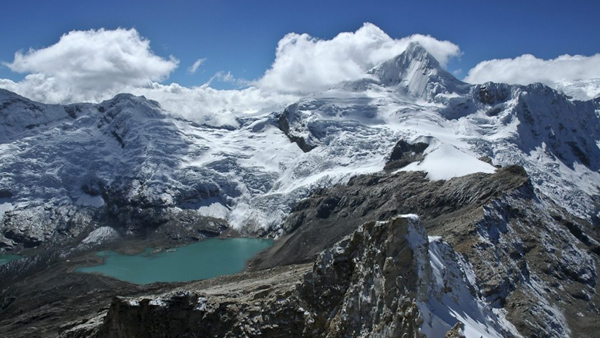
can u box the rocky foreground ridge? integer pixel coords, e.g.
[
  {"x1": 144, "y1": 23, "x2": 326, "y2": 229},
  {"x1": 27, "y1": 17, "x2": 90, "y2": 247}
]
[
  {"x1": 68, "y1": 216, "x2": 480, "y2": 338},
  {"x1": 48, "y1": 166, "x2": 600, "y2": 338},
  {"x1": 252, "y1": 166, "x2": 600, "y2": 337}
]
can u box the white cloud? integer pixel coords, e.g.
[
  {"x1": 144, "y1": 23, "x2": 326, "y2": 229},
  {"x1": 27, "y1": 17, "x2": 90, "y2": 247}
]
[
  {"x1": 464, "y1": 53, "x2": 600, "y2": 87},
  {"x1": 206, "y1": 71, "x2": 236, "y2": 85},
  {"x1": 0, "y1": 27, "x2": 297, "y2": 126},
  {"x1": 218, "y1": 71, "x2": 235, "y2": 83},
  {"x1": 131, "y1": 83, "x2": 298, "y2": 127},
  {"x1": 255, "y1": 22, "x2": 461, "y2": 94},
  {"x1": 3, "y1": 24, "x2": 598, "y2": 123},
  {"x1": 0, "y1": 24, "x2": 462, "y2": 125},
  {"x1": 1, "y1": 28, "x2": 178, "y2": 103},
  {"x1": 188, "y1": 58, "x2": 206, "y2": 74}
]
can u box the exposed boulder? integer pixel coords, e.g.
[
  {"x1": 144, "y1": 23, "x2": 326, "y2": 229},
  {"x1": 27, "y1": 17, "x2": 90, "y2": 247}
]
[
  {"x1": 384, "y1": 139, "x2": 429, "y2": 171},
  {"x1": 277, "y1": 107, "x2": 317, "y2": 153}
]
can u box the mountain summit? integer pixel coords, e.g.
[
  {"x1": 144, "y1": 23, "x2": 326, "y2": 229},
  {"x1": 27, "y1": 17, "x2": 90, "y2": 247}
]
[{"x1": 367, "y1": 42, "x2": 469, "y2": 99}]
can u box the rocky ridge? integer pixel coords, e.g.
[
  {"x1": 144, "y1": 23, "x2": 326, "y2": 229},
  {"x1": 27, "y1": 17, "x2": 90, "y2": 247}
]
[
  {"x1": 74, "y1": 216, "x2": 501, "y2": 338},
  {"x1": 251, "y1": 165, "x2": 600, "y2": 337}
]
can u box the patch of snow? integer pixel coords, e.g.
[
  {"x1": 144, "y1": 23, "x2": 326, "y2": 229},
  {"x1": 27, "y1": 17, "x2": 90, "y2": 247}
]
[
  {"x1": 398, "y1": 213, "x2": 420, "y2": 221},
  {"x1": 529, "y1": 277, "x2": 571, "y2": 337},
  {"x1": 400, "y1": 143, "x2": 496, "y2": 180},
  {"x1": 149, "y1": 298, "x2": 167, "y2": 307},
  {"x1": 81, "y1": 226, "x2": 119, "y2": 244},
  {"x1": 195, "y1": 297, "x2": 208, "y2": 311},
  {"x1": 197, "y1": 202, "x2": 230, "y2": 220},
  {"x1": 403, "y1": 215, "x2": 430, "y2": 304}
]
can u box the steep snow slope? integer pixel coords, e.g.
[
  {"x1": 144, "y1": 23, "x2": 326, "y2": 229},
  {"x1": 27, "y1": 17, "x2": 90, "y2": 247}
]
[
  {"x1": 366, "y1": 42, "x2": 471, "y2": 100},
  {"x1": 0, "y1": 89, "x2": 304, "y2": 246},
  {"x1": 1, "y1": 43, "x2": 599, "y2": 249},
  {"x1": 554, "y1": 78, "x2": 600, "y2": 101}
]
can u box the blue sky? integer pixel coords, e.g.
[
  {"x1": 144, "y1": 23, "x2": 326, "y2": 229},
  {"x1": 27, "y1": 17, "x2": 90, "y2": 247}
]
[{"x1": 1, "y1": 0, "x2": 599, "y2": 89}]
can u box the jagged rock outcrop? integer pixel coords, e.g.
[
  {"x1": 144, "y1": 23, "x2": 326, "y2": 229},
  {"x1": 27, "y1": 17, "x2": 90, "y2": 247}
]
[
  {"x1": 383, "y1": 139, "x2": 430, "y2": 171},
  {"x1": 82, "y1": 217, "x2": 445, "y2": 337},
  {"x1": 277, "y1": 106, "x2": 317, "y2": 153}
]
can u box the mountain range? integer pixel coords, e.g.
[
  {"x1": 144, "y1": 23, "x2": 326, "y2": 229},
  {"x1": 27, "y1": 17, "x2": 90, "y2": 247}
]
[{"x1": 1, "y1": 42, "x2": 599, "y2": 337}]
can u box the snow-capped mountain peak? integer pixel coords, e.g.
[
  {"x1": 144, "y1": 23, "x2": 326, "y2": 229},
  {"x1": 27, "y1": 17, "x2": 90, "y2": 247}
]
[{"x1": 366, "y1": 42, "x2": 469, "y2": 99}]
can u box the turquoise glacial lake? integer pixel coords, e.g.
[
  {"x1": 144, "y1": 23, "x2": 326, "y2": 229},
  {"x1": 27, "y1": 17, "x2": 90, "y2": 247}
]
[
  {"x1": 76, "y1": 238, "x2": 273, "y2": 284},
  {"x1": 0, "y1": 254, "x2": 22, "y2": 266}
]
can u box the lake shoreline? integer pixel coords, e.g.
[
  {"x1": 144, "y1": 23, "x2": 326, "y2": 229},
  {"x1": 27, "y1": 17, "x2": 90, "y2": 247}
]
[
  {"x1": 76, "y1": 238, "x2": 274, "y2": 284},
  {"x1": 0, "y1": 254, "x2": 22, "y2": 266},
  {"x1": 0, "y1": 230, "x2": 279, "y2": 337},
  {"x1": 0, "y1": 223, "x2": 282, "y2": 336}
]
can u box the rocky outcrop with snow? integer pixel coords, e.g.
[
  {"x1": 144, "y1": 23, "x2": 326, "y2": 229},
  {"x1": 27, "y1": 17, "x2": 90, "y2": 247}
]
[{"x1": 0, "y1": 90, "x2": 237, "y2": 248}]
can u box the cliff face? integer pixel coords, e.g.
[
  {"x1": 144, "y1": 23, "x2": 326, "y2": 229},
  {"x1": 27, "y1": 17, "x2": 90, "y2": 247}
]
[
  {"x1": 252, "y1": 166, "x2": 600, "y2": 337},
  {"x1": 251, "y1": 166, "x2": 531, "y2": 270},
  {"x1": 250, "y1": 164, "x2": 600, "y2": 337}
]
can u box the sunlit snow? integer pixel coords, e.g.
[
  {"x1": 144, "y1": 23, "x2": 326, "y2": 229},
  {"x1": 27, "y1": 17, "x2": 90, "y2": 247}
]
[{"x1": 400, "y1": 143, "x2": 495, "y2": 180}]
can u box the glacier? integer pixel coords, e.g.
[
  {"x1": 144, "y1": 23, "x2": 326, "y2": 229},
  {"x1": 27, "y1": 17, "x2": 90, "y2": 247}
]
[{"x1": 0, "y1": 42, "x2": 599, "y2": 250}]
